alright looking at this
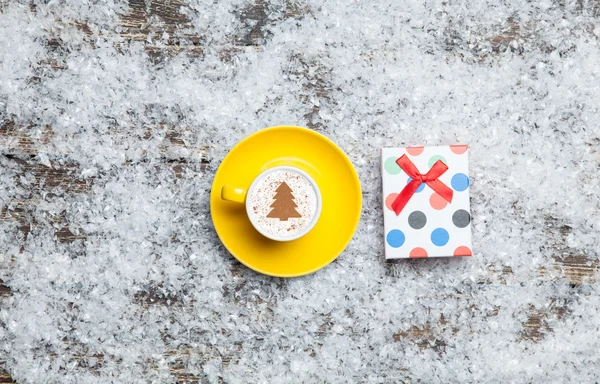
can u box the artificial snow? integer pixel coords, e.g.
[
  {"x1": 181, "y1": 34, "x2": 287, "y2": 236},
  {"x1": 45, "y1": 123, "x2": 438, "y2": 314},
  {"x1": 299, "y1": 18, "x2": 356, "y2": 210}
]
[{"x1": 1, "y1": 0, "x2": 600, "y2": 383}]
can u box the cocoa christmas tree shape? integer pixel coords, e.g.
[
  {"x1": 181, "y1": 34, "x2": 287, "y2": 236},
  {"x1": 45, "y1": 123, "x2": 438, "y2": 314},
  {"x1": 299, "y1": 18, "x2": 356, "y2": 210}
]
[{"x1": 266, "y1": 181, "x2": 302, "y2": 221}]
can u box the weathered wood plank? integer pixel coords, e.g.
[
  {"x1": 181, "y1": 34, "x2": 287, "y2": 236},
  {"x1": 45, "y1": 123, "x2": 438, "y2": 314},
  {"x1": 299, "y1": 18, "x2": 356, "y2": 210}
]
[
  {"x1": 31, "y1": 8, "x2": 599, "y2": 70},
  {"x1": 1, "y1": 202, "x2": 82, "y2": 243},
  {"x1": 122, "y1": 0, "x2": 192, "y2": 28},
  {"x1": 5, "y1": 156, "x2": 92, "y2": 194},
  {"x1": 393, "y1": 323, "x2": 446, "y2": 353},
  {"x1": 234, "y1": 0, "x2": 270, "y2": 46},
  {"x1": 119, "y1": 0, "x2": 312, "y2": 55},
  {"x1": 0, "y1": 371, "x2": 15, "y2": 384},
  {"x1": 0, "y1": 152, "x2": 206, "y2": 251},
  {"x1": 520, "y1": 301, "x2": 568, "y2": 342},
  {"x1": 441, "y1": 12, "x2": 600, "y2": 61},
  {"x1": 0, "y1": 280, "x2": 10, "y2": 298},
  {"x1": 543, "y1": 216, "x2": 598, "y2": 286},
  {"x1": 3, "y1": 156, "x2": 203, "y2": 184},
  {"x1": 0, "y1": 120, "x2": 208, "y2": 161},
  {"x1": 391, "y1": 297, "x2": 573, "y2": 349},
  {"x1": 234, "y1": 0, "x2": 312, "y2": 45},
  {"x1": 0, "y1": 121, "x2": 53, "y2": 156},
  {"x1": 120, "y1": 0, "x2": 202, "y2": 49},
  {"x1": 0, "y1": 160, "x2": 203, "y2": 244},
  {"x1": 553, "y1": 255, "x2": 598, "y2": 285},
  {"x1": 133, "y1": 284, "x2": 182, "y2": 308},
  {"x1": 0, "y1": 345, "x2": 238, "y2": 383},
  {"x1": 0, "y1": 155, "x2": 90, "y2": 242},
  {"x1": 521, "y1": 312, "x2": 548, "y2": 342},
  {"x1": 19, "y1": 0, "x2": 312, "y2": 67}
]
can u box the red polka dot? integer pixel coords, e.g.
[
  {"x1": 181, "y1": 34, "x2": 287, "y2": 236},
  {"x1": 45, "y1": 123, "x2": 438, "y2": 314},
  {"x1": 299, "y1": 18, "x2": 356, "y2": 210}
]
[
  {"x1": 409, "y1": 247, "x2": 428, "y2": 258},
  {"x1": 450, "y1": 144, "x2": 468, "y2": 154},
  {"x1": 385, "y1": 193, "x2": 399, "y2": 211},
  {"x1": 454, "y1": 246, "x2": 472, "y2": 257},
  {"x1": 429, "y1": 193, "x2": 448, "y2": 210},
  {"x1": 406, "y1": 146, "x2": 424, "y2": 156}
]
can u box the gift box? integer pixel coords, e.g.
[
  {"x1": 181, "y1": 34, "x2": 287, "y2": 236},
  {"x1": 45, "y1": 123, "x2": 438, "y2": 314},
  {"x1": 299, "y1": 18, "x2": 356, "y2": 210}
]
[{"x1": 381, "y1": 145, "x2": 472, "y2": 259}]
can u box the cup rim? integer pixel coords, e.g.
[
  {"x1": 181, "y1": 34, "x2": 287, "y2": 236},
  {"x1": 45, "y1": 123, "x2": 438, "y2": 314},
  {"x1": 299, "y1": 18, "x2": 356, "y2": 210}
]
[{"x1": 246, "y1": 166, "x2": 322, "y2": 242}]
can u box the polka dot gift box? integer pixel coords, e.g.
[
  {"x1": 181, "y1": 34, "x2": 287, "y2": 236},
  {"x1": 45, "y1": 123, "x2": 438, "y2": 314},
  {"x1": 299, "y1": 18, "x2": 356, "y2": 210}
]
[{"x1": 381, "y1": 145, "x2": 472, "y2": 259}]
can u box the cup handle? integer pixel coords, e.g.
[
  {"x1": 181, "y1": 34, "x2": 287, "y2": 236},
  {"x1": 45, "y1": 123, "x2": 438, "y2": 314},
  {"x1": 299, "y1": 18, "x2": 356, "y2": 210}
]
[{"x1": 221, "y1": 185, "x2": 247, "y2": 203}]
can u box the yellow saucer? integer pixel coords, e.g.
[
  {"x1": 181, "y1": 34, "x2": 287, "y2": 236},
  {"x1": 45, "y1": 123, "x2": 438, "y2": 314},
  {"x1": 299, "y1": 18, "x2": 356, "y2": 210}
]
[{"x1": 210, "y1": 126, "x2": 362, "y2": 277}]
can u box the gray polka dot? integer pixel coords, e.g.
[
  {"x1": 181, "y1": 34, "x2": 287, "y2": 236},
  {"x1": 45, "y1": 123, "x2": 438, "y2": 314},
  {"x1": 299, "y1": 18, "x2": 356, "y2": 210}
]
[
  {"x1": 452, "y1": 209, "x2": 471, "y2": 228},
  {"x1": 408, "y1": 211, "x2": 427, "y2": 229}
]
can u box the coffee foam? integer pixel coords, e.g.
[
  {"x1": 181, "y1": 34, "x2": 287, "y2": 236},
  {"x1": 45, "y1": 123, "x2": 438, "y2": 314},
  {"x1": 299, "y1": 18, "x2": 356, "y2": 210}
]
[{"x1": 248, "y1": 170, "x2": 318, "y2": 238}]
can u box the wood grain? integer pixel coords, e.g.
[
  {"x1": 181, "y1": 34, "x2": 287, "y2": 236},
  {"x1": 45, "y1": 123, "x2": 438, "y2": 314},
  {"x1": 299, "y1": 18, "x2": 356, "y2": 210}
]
[
  {"x1": 0, "y1": 120, "x2": 208, "y2": 161},
  {"x1": 133, "y1": 284, "x2": 182, "y2": 307},
  {"x1": 119, "y1": 0, "x2": 311, "y2": 59},
  {"x1": 391, "y1": 298, "x2": 575, "y2": 352},
  {"x1": 0, "y1": 120, "x2": 53, "y2": 156},
  {"x1": 1, "y1": 201, "x2": 84, "y2": 243},
  {"x1": 544, "y1": 216, "x2": 598, "y2": 286},
  {"x1": 0, "y1": 280, "x2": 10, "y2": 299},
  {"x1": 0, "y1": 159, "x2": 203, "y2": 245},
  {"x1": 393, "y1": 323, "x2": 447, "y2": 353},
  {"x1": 521, "y1": 301, "x2": 568, "y2": 342},
  {"x1": 120, "y1": 0, "x2": 204, "y2": 61},
  {"x1": 0, "y1": 371, "x2": 15, "y2": 384},
  {"x1": 0, "y1": 346, "x2": 240, "y2": 384},
  {"x1": 4, "y1": 156, "x2": 91, "y2": 194}
]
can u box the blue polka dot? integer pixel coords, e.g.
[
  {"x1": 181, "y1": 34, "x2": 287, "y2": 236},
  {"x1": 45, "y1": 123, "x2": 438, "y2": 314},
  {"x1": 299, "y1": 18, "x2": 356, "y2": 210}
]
[
  {"x1": 407, "y1": 177, "x2": 425, "y2": 193},
  {"x1": 431, "y1": 228, "x2": 449, "y2": 246},
  {"x1": 451, "y1": 173, "x2": 470, "y2": 192},
  {"x1": 386, "y1": 229, "x2": 405, "y2": 248}
]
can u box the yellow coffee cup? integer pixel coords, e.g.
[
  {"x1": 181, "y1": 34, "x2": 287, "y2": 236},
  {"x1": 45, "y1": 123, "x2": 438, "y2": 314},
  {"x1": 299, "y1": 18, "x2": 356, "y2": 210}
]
[{"x1": 221, "y1": 166, "x2": 322, "y2": 241}]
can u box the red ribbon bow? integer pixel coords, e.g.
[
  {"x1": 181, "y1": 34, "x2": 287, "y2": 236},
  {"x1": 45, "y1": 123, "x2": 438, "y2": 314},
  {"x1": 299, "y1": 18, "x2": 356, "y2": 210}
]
[{"x1": 391, "y1": 155, "x2": 453, "y2": 215}]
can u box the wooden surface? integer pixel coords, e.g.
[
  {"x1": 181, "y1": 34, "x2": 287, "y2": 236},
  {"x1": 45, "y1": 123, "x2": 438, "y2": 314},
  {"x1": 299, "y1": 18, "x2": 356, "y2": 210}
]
[{"x1": 1, "y1": 1, "x2": 598, "y2": 383}]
